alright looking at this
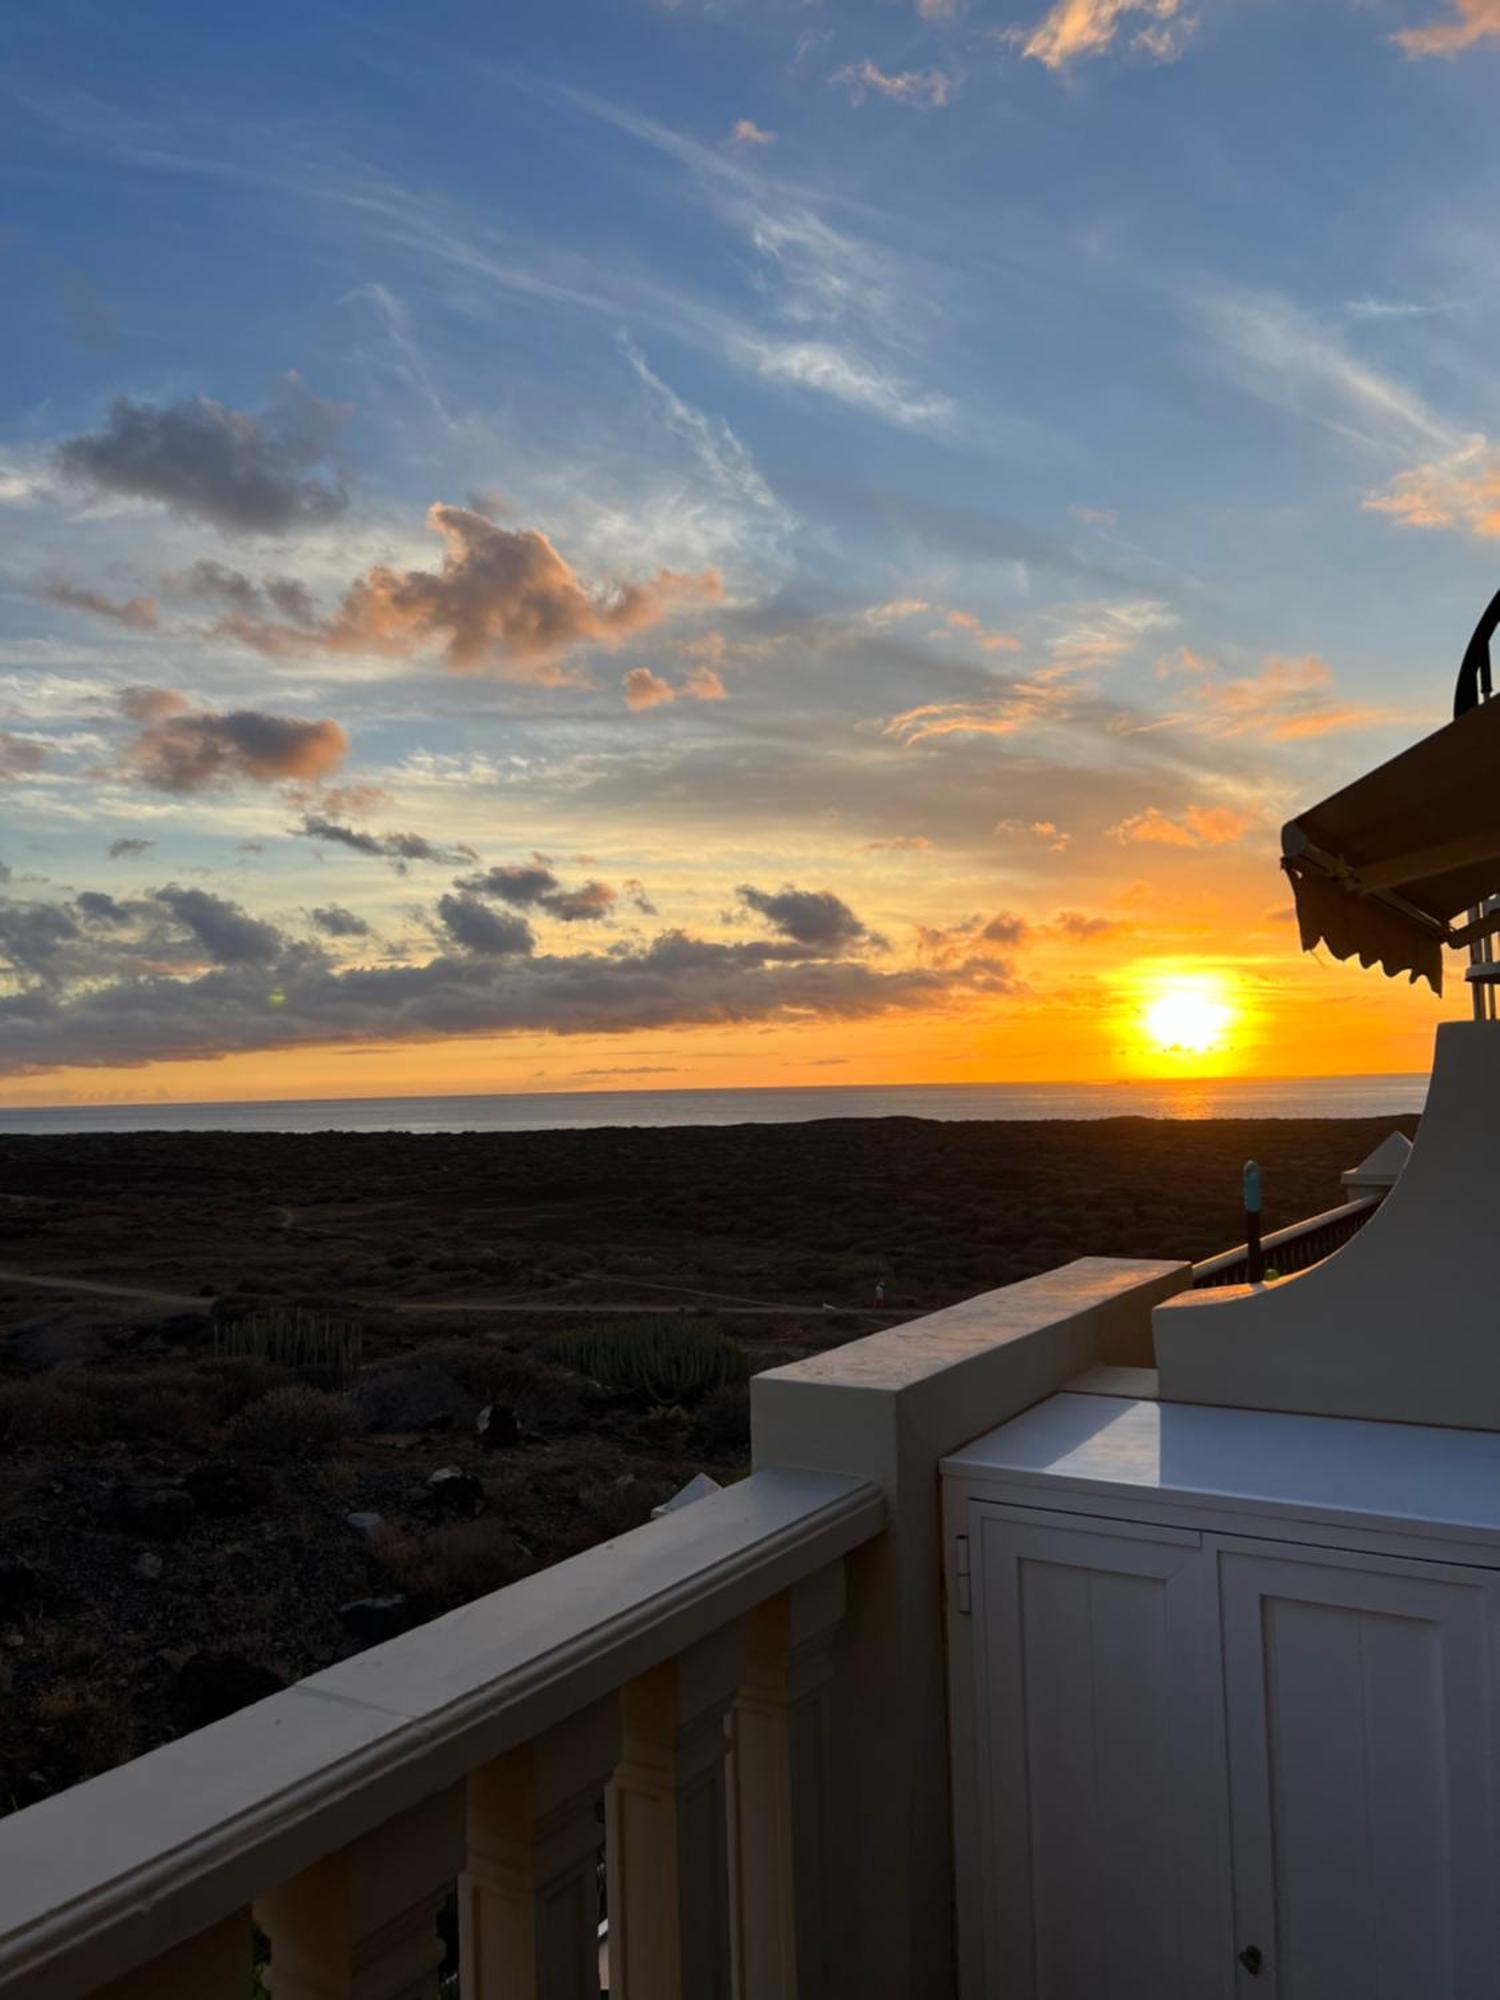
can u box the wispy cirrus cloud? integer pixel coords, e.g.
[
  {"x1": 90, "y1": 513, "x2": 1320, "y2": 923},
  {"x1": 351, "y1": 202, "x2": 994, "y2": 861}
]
[
  {"x1": 1396, "y1": 0, "x2": 1500, "y2": 55},
  {"x1": 830, "y1": 61, "x2": 958, "y2": 107},
  {"x1": 1193, "y1": 287, "x2": 1457, "y2": 458}
]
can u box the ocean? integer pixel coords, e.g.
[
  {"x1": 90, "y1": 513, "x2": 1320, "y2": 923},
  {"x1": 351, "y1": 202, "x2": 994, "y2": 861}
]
[{"x1": 0, "y1": 1073, "x2": 1429, "y2": 1135}]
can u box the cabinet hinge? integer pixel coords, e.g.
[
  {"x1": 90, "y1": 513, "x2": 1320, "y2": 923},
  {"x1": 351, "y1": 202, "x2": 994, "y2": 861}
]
[{"x1": 954, "y1": 1534, "x2": 972, "y2": 1615}]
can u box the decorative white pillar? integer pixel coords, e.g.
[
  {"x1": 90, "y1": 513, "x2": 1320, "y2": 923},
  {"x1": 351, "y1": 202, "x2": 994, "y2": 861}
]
[
  {"x1": 460, "y1": 1698, "x2": 619, "y2": 2000},
  {"x1": 256, "y1": 1787, "x2": 464, "y2": 2000},
  {"x1": 727, "y1": 1565, "x2": 845, "y2": 2000},
  {"x1": 605, "y1": 1624, "x2": 744, "y2": 2000},
  {"x1": 94, "y1": 1911, "x2": 252, "y2": 2000}
]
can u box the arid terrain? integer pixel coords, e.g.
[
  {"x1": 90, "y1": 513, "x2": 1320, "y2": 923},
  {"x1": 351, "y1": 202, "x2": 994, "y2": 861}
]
[{"x1": 0, "y1": 1112, "x2": 1414, "y2": 1814}]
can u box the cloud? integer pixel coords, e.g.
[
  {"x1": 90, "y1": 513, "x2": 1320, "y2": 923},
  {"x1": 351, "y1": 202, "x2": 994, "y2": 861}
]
[
  {"x1": 917, "y1": 911, "x2": 1030, "y2": 964},
  {"x1": 0, "y1": 734, "x2": 47, "y2": 781},
  {"x1": 243, "y1": 505, "x2": 724, "y2": 681},
  {"x1": 1019, "y1": 0, "x2": 1193, "y2": 69},
  {"x1": 455, "y1": 863, "x2": 618, "y2": 923},
  {"x1": 310, "y1": 905, "x2": 371, "y2": 939},
  {"x1": 1195, "y1": 289, "x2": 1455, "y2": 459},
  {"x1": 1051, "y1": 909, "x2": 1124, "y2": 939},
  {"x1": 295, "y1": 815, "x2": 475, "y2": 872},
  {"x1": 622, "y1": 663, "x2": 729, "y2": 709},
  {"x1": 435, "y1": 893, "x2": 537, "y2": 957},
  {"x1": 831, "y1": 60, "x2": 957, "y2": 106},
  {"x1": 738, "y1": 883, "x2": 869, "y2": 950},
  {"x1": 0, "y1": 897, "x2": 1012, "y2": 1076},
  {"x1": 1153, "y1": 650, "x2": 1404, "y2": 741},
  {"x1": 1109, "y1": 804, "x2": 1253, "y2": 848},
  {"x1": 996, "y1": 818, "x2": 1071, "y2": 852},
  {"x1": 55, "y1": 381, "x2": 349, "y2": 534},
  {"x1": 174, "y1": 559, "x2": 319, "y2": 624},
  {"x1": 863, "y1": 599, "x2": 931, "y2": 628},
  {"x1": 864, "y1": 834, "x2": 933, "y2": 851},
  {"x1": 1364, "y1": 436, "x2": 1500, "y2": 537},
  {"x1": 107, "y1": 837, "x2": 154, "y2": 859},
  {"x1": 1396, "y1": 0, "x2": 1500, "y2": 54},
  {"x1": 123, "y1": 693, "x2": 350, "y2": 793},
  {"x1": 728, "y1": 118, "x2": 776, "y2": 146},
  {"x1": 945, "y1": 609, "x2": 1021, "y2": 653},
  {"x1": 734, "y1": 338, "x2": 953, "y2": 428},
  {"x1": 41, "y1": 582, "x2": 158, "y2": 630},
  {"x1": 883, "y1": 678, "x2": 1070, "y2": 745},
  {"x1": 155, "y1": 885, "x2": 283, "y2": 964}
]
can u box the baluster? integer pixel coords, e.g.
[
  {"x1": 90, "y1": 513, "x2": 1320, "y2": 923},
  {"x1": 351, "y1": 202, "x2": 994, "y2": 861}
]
[
  {"x1": 94, "y1": 1911, "x2": 253, "y2": 2000},
  {"x1": 727, "y1": 1564, "x2": 845, "y2": 2000},
  {"x1": 461, "y1": 1698, "x2": 619, "y2": 2000},
  {"x1": 605, "y1": 1624, "x2": 744, "y2": 2000},
  {"x1": 256, "y1": 1787, "x2": 464, "y2": 2000}
]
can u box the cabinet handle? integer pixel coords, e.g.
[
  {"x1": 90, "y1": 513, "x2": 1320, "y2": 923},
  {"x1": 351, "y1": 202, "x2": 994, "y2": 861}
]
[{"x1": 1238, "y1": 1945, "x2": 1263, "y2": 1976}]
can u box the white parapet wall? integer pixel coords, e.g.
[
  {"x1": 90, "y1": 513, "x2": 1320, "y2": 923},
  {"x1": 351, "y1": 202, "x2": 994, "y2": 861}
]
[
  {"x1": 1155, "y1": 1019, "x2": 1500, "y2": 1429},
  {"x1": 751, "y1": 1254, "x2": 1191, "y2": 2000}
]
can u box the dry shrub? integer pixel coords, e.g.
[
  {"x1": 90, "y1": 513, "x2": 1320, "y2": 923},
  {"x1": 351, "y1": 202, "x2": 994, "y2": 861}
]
[
  {"x1": 0, "y1": 1378, "x2": 100, "y2": 1446},
  {"x1": 197, "y1": 1355, "x2": 296, "y2": 1421},
  {"x1": 696, "y1": 1382, "x2": 751, "y2": 1459},
  {"x1": 86, "y1": 1375, "x2": 213, "y2": 1445},
  {"x1": 33, "y1": 1684, "x2": 134, "y2": 1782},
  {"x1": 373, "y1": 1520, "x2": 528, "y2": 1609},
  {"x1": 318, "y1": 1452, "x2": 364, "y2": 1497},
  {"x1": 225, "y1": 1384, "x2": 353, "y2": 1458}
]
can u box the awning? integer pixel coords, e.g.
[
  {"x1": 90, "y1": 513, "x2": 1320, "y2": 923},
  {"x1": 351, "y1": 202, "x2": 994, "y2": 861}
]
[{"x1": 1282, "y1": 696, "x2": 1500, "y2": 993}]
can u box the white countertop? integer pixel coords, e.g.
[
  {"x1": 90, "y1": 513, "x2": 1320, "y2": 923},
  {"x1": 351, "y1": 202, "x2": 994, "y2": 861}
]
[{"x1": 942, "y1": 1393, "x2": 1500, "y2": 1550}]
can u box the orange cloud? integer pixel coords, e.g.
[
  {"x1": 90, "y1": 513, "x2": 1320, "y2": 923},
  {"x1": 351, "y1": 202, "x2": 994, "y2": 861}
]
[
  {"x1": 1396, "y1": 0, "x2": 1500, "y2": 54},
  {"x1": 1110, "y1": 804, "x2": 1253, "y2": 848},
  {"x1": 1364, "y1": 437, "x2": 1500, "y2": 535},
  {"x1": 124, "y1": 695, "x2": 349, "y2": 794},
  {"x1": 728, "y1": 119, "x2": 776, "y2": 147},
  {"x1": 622, "y1": 663, "x2": 729, "y2": 711},
  {"x1": 321, "y1": 506, "x2": 721, "y2": 680},
  {"x1": 1156, "y1": 650, "x2": 1402, "y2": 741},
  {"x1": 884, "y1": 680, "x2": 1068, "y2": 745},
  {"x1": 945, "y1": 609, "x2": 1021, "y2": 653},
  {"x1": 1021, "y1": 0, "x2": 1190, "y2": 69}
]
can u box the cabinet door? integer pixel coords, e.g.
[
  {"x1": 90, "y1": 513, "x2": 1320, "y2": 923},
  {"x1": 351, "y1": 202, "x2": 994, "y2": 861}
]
[
  {"x1": 965, "y1": 1506, "x2": 1232, "y2": 2000},
  {"x1": 1216, "y1": 1542, "x2": 1500, "y2": 2000}
]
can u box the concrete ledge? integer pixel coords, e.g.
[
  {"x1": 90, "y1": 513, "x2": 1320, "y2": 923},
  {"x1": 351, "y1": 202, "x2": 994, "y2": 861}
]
[
  {"x1": 751, "y1": 1255, "x2": 1190, "y2": 2000},
  {"x1": 0, "y1": 1468, "x2": 882, "y2": 2000}
]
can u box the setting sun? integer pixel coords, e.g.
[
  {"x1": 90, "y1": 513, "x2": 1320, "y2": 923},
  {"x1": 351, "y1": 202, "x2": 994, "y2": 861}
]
[{"x1": 1143, "y1": 976, "x2": 1235, "y2": 1057}]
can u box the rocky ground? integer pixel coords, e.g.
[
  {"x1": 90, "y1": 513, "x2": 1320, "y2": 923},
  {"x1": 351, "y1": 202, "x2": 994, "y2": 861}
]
[{"x1": 0, "y1": 1111, "x2": 1415, "y2": 1814}]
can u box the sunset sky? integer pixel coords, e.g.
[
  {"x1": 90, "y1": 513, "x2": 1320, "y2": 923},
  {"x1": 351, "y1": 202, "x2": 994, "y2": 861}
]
[{"x1": 3, "y1": 0, "x2": 1499, "y2": 1105}]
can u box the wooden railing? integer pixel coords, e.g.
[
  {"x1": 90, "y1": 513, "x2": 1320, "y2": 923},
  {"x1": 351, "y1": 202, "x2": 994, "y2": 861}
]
[
  {"x1": 1191, "y1": 1193, "x2": 1383, "y2": 1289},
  {"x1": 0, "y1": 1467, "x2": 882, "y2": 2000}
]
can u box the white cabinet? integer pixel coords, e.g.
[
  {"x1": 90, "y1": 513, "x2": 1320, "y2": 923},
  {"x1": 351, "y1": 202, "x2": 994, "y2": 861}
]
[
  {"x1": 943, "y1": 1395, "x2": 1500, "y2": 2000},
  {"x1": 961, "y1": 1511, "x2": 1230, "y2": 2000},
  {"x1": 1218, "y1": 1543, "x2": 1498, "y2": 2000}
]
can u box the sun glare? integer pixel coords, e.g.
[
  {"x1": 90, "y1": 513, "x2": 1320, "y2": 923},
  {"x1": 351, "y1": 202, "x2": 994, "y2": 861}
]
[{"x1": 1142, "y1": 975, "x2": 1235, "y2": 1058}]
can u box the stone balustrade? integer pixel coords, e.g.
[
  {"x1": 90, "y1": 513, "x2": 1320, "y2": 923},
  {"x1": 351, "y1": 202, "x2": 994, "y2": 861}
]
[{"x1": 0, "y1": 1255, "x2": 1187, "y2": 2000}]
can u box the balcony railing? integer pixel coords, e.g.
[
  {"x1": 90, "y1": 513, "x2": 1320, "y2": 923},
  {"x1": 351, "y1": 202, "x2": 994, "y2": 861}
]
[
  {"x1": 0, "y1": 1255, "x2": 1190, "y2": 2000},
  {"x1": 1191, "y1": 1192, "x2": 1383, "y2": 1289}
]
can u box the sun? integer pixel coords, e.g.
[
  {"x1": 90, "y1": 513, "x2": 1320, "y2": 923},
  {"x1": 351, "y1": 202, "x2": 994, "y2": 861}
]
[{"x1": 1142, "y1": 975, "x2": 1235, "y2": 1057}]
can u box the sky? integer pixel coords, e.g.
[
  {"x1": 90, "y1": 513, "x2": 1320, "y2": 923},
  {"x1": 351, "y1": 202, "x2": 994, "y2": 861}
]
[{"x1": 2, "y1": 0, "x2": 1499, "y2": 1106}]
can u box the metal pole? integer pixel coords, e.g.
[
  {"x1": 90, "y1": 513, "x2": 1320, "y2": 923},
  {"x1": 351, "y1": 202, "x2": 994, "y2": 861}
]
[{"x1": 1244, "y1": 1160, "x2": 1264, "y2": 1284}]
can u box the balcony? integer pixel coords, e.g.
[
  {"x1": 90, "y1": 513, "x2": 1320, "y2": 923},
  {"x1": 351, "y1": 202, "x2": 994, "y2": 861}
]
[{"x1": 0, "y1": 1250, "x2": 1188, "y2": 2000}]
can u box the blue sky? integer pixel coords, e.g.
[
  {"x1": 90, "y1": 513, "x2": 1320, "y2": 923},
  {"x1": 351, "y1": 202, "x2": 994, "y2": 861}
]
[{"x1": 2, "y1": 0, "x2": 1498, "y2": 1100}]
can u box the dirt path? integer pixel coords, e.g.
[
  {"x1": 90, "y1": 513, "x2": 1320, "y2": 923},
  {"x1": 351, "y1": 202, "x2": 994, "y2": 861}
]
[{"x1": 0, "y1": 1264, "x2": 896, "y2": 1322}]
